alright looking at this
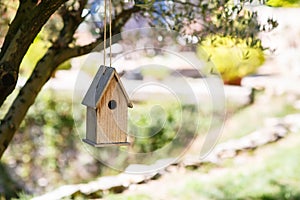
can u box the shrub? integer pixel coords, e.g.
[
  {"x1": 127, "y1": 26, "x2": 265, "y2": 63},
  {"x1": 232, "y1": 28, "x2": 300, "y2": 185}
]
[
  {"x1": 197, "y1": 35, "x2": 265, "y2": 84},
  {"x1": 3, "y1": 91, "x2": 98, "y2": 194},
  {"x1": 4, "y1": 92, "x2": 207, "y2": 193},
  {"x1": 266, "y1": 0, "x2": 300, "y2": 7},
  {"x1": 128, "y1": 103, "x2": 205, "y2": 154}
]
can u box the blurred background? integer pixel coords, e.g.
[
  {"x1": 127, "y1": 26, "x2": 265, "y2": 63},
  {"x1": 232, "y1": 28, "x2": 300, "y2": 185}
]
[{"x1": 1, "y1": 0, "x2": 300, "y2": 199}]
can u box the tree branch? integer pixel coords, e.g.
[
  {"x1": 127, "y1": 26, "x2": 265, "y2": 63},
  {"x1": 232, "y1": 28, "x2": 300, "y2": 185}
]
[
  {"x1": 113, "y1": 6, "x2": 141, "y2": 33},
  {"x1": 172, "y1": 0, "x2": 200, "y2": 7},
  {"x1": 0, "y1": 49, "x2": 58, "y2": 158},
  {"x1": 55, "y1": 0, "x2": 88, "y2": 48},
  {"x1": 57, "y1": 6, "x2": 142, "y2": 63},
  {"x1": 0, "y1": 2, "x2": 142, "y2": 158},
  {"x1": 0, "y1": 1, "x2": 37, "y2": 58},
  {"x1": 0, "y1": 0, "x2": 67, "y2": 107}
]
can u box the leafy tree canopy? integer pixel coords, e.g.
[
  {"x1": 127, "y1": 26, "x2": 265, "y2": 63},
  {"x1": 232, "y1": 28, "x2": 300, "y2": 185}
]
[{"x1": 0, "y1": 0, "x2": 276, "y2": 158}]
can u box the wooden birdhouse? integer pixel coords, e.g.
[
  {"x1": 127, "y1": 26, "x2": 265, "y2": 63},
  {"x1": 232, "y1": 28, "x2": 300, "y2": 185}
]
[{"x1": 82, "y1": 66, "x2": 133, "y2": 147}]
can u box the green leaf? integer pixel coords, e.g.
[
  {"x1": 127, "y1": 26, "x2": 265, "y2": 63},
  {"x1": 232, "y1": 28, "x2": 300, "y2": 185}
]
[{"x1": 135, "y1": 0, "x2": 155, "y2": 9}]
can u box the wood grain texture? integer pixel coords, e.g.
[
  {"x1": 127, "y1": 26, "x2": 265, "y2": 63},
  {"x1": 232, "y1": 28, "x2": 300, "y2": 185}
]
[{"x1": 96, "y1": 77, "x2": 128, "y2": 144}]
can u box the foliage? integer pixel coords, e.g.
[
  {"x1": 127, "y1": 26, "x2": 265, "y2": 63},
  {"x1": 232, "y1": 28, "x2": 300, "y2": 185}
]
[
  {"x1": 266, "y1": 0, "x2": 300, "y2": 7},
  {"x1": 99, "y1": 134, "x2": 300, "y2": 200},
  {"x1": 3, "y1": 92, "x2": 208, "y2": 194},
  {"x1": 0, "y1": 0, "x2": 280, "y2": 196},
  {"x1": 20, "y1": 34, "x2": 71, "y2": 78},
  {"x1": 141, "y1": 66, "x2": 171, "y2": 80},
  {"x1": 99, "y1": 93, "x2": 300, "y2": 200},
  {"x1": 88, "y1": 0, "x2": 277, "y2": 46},
  {"x1": 220, "y1": 93, "x2": 300, "y2": 141},
  {"x1": 173, "y1": 134, "x2": 300, "y2": 200},
  {"x1": 3, "y1": 91, "x2": 101, "y2": 194},
  {"x1": 19, "y1": 35, "x2": 50, "y2": 78},
  {"x1": 0, "y1": 161, "x2": 24, "y2": 199},
  {"x1": 129, "y1": 103, "x2": 203, "y2": 153},
  {"x1": 145, "y1": 0, "x2": 277, "y2": 40},
  {"x1": 0, "y1": 0, "x2": 278, "y2": 158},
  {"x1": 197, "y1": 35, "x2": 265, "y2": 83}
]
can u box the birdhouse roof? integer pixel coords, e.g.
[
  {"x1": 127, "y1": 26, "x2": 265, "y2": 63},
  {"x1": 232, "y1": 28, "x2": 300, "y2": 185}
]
[{"x1": 82, "y1": 66, "x2": 133, "y2": 109}]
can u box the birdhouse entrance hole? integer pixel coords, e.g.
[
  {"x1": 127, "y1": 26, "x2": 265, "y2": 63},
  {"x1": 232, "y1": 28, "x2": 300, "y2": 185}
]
[{"x1": 108, "y1": 100, "x2": 117, "y2": 110}]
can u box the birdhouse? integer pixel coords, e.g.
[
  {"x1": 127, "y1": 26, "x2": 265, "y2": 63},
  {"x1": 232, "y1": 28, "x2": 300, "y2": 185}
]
[{"x1": 82, "y1": 66, "x2": 133, "y2": 147}]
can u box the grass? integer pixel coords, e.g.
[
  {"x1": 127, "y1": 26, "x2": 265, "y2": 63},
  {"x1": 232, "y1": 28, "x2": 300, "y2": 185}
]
[
  {"x1": 220, "y1": 93, "x2": 299, "y2": 141},
  {"x1": 105, "y1": 93, "x2": 300, "y2": 200},
  {"x1": 6, "y1": 82, "x2": 300, "y2": 199},
  {"x1": 170, "y1": 132, "x2": 300, "y2": 200},
  {"x1": 115, "y1": 131, "x2": 300, "y2": 200},
  {"x1": 141, "y1": 65, "x2": 171, "y2": 80}
]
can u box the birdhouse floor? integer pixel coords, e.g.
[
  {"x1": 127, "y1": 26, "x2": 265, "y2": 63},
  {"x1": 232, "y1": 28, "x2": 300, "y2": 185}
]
[{"x1": 82, "y1": 139, "x2": 130, "y2": 147}]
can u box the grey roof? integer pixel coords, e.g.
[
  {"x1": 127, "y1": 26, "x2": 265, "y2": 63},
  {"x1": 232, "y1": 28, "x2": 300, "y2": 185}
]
[{"x1": 82, "y1": 65, "x2": 133, "y2": 109}]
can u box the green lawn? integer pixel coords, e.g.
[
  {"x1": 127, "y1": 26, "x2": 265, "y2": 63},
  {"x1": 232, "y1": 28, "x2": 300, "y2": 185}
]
[
  {"x1": 106, "y1": 132, "x2": 300, "y2": 200},
  {"x1": 220, "y1": 93, "x2": 299, "y2": 142},
  {"x1": 10, "y1": 89, "x2": 300, "y2": 199},
  {"x1": 172, "y1": 132, "x2": 300, "y2": 200},
  {"x1": 105, "y1": 93, "x2": 300, "y2": 200}
]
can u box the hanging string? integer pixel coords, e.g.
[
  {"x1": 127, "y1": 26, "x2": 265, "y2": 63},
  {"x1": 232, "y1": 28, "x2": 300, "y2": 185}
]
[
  {"x1": 103, "y1": 0, "x2": 113, "y2": 68},
  {"x1": 109, "y1": 0, "x2": 112, "y2": 67},
  {"x1": 103, "y1": 0, "x2": 107, "y2": 67}
]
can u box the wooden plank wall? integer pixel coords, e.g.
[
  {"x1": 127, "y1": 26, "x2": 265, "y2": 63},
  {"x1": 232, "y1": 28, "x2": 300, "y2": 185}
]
[{"x1": 96, "y1": 78, "x2": 128, "y2": 143}]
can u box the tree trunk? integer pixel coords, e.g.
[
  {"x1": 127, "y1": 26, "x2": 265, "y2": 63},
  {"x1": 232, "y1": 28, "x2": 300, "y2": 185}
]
[
  {"x1": 0, "y1": 49, "x2": 59, "y2": 157},
  {"x1": 0, "y1": 37, "x2": 106, "y2": 157},
  {"x1": 0, "y1": 0, "x2": 67, "y2": 106}
]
